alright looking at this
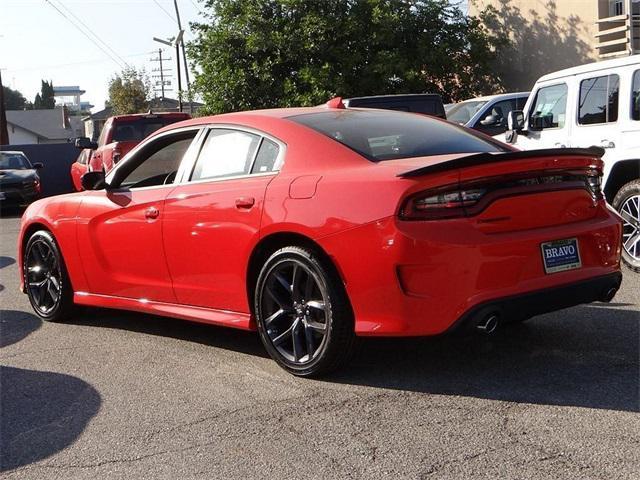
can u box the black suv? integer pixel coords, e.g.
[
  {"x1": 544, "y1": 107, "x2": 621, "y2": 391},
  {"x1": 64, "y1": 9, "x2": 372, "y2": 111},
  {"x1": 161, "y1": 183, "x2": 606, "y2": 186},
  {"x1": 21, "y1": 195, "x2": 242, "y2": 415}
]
[{"x1": 343, "y1": 94, "x2": 446, "y2": 119}]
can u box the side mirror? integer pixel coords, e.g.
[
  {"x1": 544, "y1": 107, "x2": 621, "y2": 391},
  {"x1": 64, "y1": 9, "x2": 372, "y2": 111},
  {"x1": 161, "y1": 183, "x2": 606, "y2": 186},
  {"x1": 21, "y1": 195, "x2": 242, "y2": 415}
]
[
  {"x1": 480, "y1": 114, "x2": 499, "y2": 126},
  {"x1": 81, "y1": 171, "x2": 107, "y2": 191},
  {"x1": 75, "y1": 137, "x2": 98, "y2": 150},
  {"x1": 32, "y1": 162, "x2": 44, "y2": 170},
  {"x1": 507, "y1": 110, "x2": 525, "y2": 131}
]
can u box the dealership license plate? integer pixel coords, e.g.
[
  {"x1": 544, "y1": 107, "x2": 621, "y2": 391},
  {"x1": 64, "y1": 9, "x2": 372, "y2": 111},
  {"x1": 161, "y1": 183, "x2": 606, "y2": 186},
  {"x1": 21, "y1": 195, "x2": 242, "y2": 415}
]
[{"x1": 541, "y1": 238, "x2": 581, "y2": 274}]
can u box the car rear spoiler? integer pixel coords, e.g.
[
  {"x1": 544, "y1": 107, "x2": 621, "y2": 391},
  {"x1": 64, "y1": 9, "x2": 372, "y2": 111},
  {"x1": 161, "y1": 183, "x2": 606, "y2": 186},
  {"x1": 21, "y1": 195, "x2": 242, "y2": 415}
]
[{"x1": 397, "y1": 147, "x2": 605, "y2": 178}]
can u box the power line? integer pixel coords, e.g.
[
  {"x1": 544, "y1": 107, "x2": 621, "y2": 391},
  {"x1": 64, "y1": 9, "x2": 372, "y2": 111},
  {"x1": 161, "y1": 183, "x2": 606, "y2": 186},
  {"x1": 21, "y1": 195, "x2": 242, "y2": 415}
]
[
  {"x1": 152, "y1": 0, "x2": 177, "y2": 23},
  {"x1": 42, "y1": 0, "x2": 127, "y2": 69},
  {"x1": 53, "y1": 0, "x2": 130, "y2": 68},
  {"x1": 4, "y1": 51, "x2": 156, "y2": 73}
]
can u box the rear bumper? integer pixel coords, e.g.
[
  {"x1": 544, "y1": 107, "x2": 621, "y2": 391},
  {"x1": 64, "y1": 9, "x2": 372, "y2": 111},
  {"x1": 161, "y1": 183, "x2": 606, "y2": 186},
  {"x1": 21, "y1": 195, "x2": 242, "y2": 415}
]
[
  {"x1": 448, "y1": 271, "x2": 622, "y2": 334},
  {"x1": 318, "y1": 204, "x2": 622, "y2": 337}
]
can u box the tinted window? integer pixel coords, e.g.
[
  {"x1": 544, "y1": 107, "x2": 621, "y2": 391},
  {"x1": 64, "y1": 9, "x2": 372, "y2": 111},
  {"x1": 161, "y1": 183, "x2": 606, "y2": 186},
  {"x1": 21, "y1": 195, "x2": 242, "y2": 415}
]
[
  {"x1": 119, "y1": 132, "x2": 196, "y2": 188},
  {"x1": 632, "y1": 70, "x2": 640, "y2": 121},
  {"x1": 289, "y1": 110, "x2": 504, "y2": 161},
  {"x1": 112, "y1": 117, "x2": 184, "y2": 143},
  {"x1": 251, "y1": 138, "x2": 281, "y2": 173},
  {"x1": 191, "y1": 129, "x2": 260, "y2": 181},
  {"x1": 529, "y1": 84, "x2": 568, "y2": 129},
  {"x1": 447, "y1": 100, "x2": 488, "y2": 125},
  {"x1": 578, "y1": 74, "x2": 619, "y2": 125},
  {"x1": 0, "y1": 152, "x2": 30, "y2": 170},
  {"x1": 515, "y1": 96, "x2": 528, "y2": 110},
  {"x1": 476, "y1": 99, "x2": 515, "y2": 128}
]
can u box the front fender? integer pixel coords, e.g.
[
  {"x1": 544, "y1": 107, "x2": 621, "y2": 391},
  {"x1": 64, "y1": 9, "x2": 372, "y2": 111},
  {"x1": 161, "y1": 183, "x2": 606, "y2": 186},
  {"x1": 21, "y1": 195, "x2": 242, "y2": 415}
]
[{"x1": 18, "y1": 194, "x2": 86, "y2": 293}]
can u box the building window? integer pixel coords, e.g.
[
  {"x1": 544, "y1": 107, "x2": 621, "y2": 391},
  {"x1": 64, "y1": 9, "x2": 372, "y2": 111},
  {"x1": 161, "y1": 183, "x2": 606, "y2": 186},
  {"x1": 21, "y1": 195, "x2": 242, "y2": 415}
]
[
  {"x1": 578, "y1": 74, "x2": 620, "y2": 125},
  {"x1": 610, "y1": 0, "x2": 624, "y2": 16}
]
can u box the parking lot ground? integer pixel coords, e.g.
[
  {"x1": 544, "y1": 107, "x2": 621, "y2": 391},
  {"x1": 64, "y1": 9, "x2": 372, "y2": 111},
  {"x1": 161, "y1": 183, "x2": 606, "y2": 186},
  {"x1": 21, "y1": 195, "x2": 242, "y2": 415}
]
[{"x1": 1, "y1": 212, "x2": 639, "y2": 479}]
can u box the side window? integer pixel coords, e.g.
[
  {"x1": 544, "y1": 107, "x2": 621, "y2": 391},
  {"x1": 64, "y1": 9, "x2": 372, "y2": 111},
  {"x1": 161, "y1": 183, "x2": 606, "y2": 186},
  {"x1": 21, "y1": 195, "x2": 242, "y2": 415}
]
[
  {"x1": 477, "y1": 99, "x2": 515, "y2": 127},
  {"x1": 632, "y1": 70, "x2": 640, "y2": 121},
  {"x1": 118, "y1": 131, "x2": 197, "y2": 188},
  {"x1": 578, "y1": 74, "x2": 620, "y2": 125},
  {"x1": 97, "y1": 120, "x2": 110, "y2": 147},
  {"x1": 251, "y1": 138, "x2": 281, "y2": 173},
  {"x1": 191, "y1": 129, "x2": 260, "y2": 181},
  {"x1": 529, "y1": 84, "x2": 568, "y2": 129},
  {"x1": 515, "y1": 96, "x2": 528, "y2": 110}
]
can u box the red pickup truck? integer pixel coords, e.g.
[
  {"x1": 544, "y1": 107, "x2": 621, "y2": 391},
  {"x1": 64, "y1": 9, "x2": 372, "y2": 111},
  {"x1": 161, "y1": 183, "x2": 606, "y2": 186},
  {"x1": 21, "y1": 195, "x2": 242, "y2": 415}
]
[{"x1": 71, "y1": 112, "x2": 190, "y2": 191}]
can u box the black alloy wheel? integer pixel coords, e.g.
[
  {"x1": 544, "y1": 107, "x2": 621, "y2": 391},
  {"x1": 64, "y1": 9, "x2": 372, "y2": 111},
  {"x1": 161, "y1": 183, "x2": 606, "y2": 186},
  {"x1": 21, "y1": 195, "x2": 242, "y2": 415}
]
[
  {"x1": 254, "y1": 246, "x2": 355, "y2": 376},
  {"x1": 24, "y1": 230, "x2": 75, "y2": 321}
]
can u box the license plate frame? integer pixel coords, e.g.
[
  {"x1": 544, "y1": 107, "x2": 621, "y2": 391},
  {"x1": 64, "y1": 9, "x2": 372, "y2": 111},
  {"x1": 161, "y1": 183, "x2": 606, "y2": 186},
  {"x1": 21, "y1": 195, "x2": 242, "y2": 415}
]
[{"x1": 541, "y1": 238, "x2": 581, "y2": 274}]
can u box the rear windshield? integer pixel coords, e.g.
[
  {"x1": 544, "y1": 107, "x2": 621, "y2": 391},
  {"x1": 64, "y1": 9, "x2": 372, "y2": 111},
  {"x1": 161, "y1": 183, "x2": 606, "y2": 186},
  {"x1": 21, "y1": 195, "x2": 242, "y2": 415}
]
[
  {"x1": 112, "y1": 117, "x2": 186, "y2": 142},
  {"x1": 288, "y1": 110, "x2": 505, "y2": 161}
]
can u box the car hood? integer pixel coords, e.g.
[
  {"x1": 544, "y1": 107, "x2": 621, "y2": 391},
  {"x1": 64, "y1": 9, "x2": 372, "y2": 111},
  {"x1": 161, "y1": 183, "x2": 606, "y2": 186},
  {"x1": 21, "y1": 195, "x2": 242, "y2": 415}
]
[{"x1": 0, "y1": 169, "x2": 38, "y2": 184}]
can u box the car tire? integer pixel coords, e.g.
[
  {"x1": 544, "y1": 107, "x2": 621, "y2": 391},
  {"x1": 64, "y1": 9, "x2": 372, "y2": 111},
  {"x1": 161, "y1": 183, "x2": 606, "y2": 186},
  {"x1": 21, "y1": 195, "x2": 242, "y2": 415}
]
[
  {"x1": 254, "y1": 246, "x2": 355, "y2": 377},
  {"x1": 612, "y1": 179, "x2": 640, "y2": 272},
  {"x1": 23, "y1": 230, "x2": 76, "y2": 322}
]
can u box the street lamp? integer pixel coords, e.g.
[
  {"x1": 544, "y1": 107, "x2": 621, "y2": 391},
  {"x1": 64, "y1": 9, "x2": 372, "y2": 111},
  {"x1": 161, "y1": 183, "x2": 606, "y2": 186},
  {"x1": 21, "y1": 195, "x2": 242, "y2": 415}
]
[{"x1": 153, "y1": 30, "x2": 184, "y2": 112}]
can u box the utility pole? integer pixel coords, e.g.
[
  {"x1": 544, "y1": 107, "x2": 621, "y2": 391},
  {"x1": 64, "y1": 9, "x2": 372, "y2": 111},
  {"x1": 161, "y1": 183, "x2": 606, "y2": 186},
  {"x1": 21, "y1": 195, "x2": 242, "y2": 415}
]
[
  {"x1": 173, "y1": 0, "x2": 192, "y2": 113},
  {"x1": 150, "y1": 48, "x2": 172, "y2": 99},
  {"x1": 0, "y1": 70, "x2": 9, "y2": 146},
  {"x1": 153, "y1": 34, "x2": 183, "y2": 112}
]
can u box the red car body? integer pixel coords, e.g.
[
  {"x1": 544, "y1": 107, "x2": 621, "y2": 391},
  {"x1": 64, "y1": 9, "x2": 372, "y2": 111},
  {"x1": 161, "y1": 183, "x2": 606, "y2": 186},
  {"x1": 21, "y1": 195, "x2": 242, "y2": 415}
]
[
  {"x1": 21, "y1": 104, "x2": 623, "y2": 373},
  {"x1": 71, "y1": 112, "x2": 191, "y2": 191}
]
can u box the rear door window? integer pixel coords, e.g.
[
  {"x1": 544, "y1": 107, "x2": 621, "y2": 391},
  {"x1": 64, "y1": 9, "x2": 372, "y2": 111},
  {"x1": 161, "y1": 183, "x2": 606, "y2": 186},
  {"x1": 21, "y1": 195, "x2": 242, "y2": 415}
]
[
  {"x1": 191, "y1": 129, "x2": 261, "y2": 181},
  {"x1": 578, "y1": 74, "x2": 620, "y2": 125}
]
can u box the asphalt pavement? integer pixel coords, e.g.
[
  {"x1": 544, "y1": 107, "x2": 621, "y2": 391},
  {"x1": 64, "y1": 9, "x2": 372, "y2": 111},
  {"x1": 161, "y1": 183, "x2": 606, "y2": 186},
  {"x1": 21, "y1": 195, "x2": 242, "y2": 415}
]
[{"x1": 1, "y1": 211, "x2": 638, "y2": 479}]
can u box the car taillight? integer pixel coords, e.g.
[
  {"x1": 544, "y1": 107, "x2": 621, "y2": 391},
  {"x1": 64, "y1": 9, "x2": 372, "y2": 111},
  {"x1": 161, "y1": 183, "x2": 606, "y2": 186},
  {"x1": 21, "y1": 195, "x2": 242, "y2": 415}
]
[
  {"x1": 401, "y1": 186, "x2": 487, "y2": 220},
  {"x1": 400, "y1": 169, "x2": 604, "y2": 221},
  {"x1": 35, "y1": 179, "x2": 41, "y2": 193}
]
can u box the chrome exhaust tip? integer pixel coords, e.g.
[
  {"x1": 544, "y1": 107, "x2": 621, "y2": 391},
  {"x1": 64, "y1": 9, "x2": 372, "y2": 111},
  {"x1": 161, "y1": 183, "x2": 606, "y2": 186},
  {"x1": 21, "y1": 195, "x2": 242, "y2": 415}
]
[{"x1": 476, "y1": 313, "x2": 500, "y2": 335}]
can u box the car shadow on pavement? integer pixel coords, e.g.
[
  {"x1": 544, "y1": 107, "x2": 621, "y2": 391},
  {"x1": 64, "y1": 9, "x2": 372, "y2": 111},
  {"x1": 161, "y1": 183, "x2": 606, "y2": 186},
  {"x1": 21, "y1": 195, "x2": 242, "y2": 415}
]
[
  {"x1": 0, "y1": 256, "x2": 16, "y2": 269},
  {"x1": 1, "y1": 311, "x2": 102, "y2": 472},
  {"x1": 67, "y1": 308, "x2": 268, "y2": 358},
  {"x1": 1, "y1": 310, "x2": 42, "y2": 348},
  {"x1": 332, "y1": 305, "x2": 639, "y2": 413},
  {"x1": 0, "y1": 366, "x2": 102, "y2": 472}
]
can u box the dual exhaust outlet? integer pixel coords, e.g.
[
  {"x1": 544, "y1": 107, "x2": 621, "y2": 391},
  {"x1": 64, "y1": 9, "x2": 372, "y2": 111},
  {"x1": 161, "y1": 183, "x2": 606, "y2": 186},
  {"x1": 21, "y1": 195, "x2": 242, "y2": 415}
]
[{"x1": 471, "y1": 285, "x2": 619, "y2": 335}]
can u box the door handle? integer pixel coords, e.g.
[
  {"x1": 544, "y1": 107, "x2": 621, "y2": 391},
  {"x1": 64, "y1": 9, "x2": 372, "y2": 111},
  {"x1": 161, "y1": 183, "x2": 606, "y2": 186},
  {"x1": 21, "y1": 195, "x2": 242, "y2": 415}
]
[
  {"x1": 145, "y1": 206, "x2": 160, "y2": 219},
  {"x1": 235, "y1": 197, "x2": 255, "y2": 209},
  {"x1": 600, "y1": 140, "x2": 615, "y2": 149}
]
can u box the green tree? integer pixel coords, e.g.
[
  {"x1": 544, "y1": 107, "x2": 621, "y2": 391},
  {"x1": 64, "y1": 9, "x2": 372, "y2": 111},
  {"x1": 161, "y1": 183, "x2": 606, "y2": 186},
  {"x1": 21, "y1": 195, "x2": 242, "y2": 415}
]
[
  {"x1": 107, "y1": 67, "x2": 151, "y2": 115},
  {"x1": 188, "y1": 0, "x2": 508, "y2": 114},
  {"x1": 33, "y1": 80, "x2": 55, "y2": 109},
  {"x1": 2, "y1": 86, "x2": 28, "y2": 110}
]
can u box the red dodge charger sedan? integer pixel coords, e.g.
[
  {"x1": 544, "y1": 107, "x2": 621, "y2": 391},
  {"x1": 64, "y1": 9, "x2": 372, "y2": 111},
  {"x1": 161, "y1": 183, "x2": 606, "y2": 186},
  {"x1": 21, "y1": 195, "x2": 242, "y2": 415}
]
[{"x1": 18, "y1": 101, "x2": 623, "y2": 376}]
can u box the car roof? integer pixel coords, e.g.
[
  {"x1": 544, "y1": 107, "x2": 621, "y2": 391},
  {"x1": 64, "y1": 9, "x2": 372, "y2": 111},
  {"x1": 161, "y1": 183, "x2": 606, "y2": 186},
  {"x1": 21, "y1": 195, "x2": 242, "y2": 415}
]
[
  {"x1": 0, "y1": 151, "x2": 27, "y2": 156},
  {"x1": 111, "y1": 112, "x2": 191, "y2": 122},
  {"x1": 537, "y1": 55, "x2": 640, "y2": 83},
  {"x1": 461, "y1": 92, "x2": 530, "y2": 102}
]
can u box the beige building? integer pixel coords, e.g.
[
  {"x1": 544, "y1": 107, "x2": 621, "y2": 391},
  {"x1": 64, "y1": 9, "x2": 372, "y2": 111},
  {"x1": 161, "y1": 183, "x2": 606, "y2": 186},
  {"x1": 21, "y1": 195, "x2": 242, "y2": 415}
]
[{"x1": 469, "y1": 0, "x2": 640, "y2": 91}]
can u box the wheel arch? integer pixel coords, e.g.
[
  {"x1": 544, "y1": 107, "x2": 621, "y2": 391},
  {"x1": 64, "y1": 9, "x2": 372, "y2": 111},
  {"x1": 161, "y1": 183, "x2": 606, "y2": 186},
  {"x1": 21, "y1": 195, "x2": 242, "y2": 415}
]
[
  {"x1": 604, "y1": 159, "x2": 640, "y2": 203},
  {"x1": 246, "y1": 231, "x2": 347, "y2": 314}
]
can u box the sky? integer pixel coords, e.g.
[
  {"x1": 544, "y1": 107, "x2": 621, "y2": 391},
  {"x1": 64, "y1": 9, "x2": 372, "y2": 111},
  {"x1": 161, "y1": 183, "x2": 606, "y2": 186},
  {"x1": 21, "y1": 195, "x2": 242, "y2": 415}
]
[
  {"x1": 1, "y1": 0, "x2": 469, "y2": 113},
  {"x1": 0, "y1": 0, "x2": 205, "y2": 112}
]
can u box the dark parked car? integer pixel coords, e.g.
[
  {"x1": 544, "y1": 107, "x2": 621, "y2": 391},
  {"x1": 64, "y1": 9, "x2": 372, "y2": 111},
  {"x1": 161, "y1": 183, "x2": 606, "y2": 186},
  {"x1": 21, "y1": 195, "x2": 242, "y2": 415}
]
[
  {"x1": 343, "y1": 94, "x2": 447, "y2": 119},
  {"x1": 0, "y1": 151, "x2": 42, "y2": 207}
]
